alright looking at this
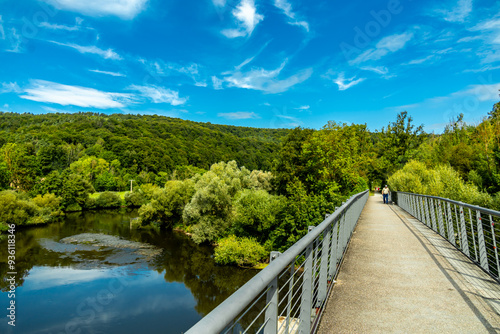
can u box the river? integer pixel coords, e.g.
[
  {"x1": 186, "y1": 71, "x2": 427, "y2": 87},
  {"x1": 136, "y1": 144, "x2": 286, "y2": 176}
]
[{"x1": 0, "y1": 209, "x2": 258, "y2": 334}]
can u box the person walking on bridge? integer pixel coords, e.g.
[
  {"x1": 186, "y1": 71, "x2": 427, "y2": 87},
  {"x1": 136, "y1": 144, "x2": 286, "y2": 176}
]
[{"x1": 382, "y1": 185, "x2": 390, "y2": 204}]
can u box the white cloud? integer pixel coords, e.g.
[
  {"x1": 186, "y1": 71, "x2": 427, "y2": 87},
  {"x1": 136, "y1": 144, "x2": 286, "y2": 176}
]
[
  {"x1": 1, "y1": 82, "x2": 21, "y2": 93},
  {"x1": 212, "y1": 76, "x2": 224, "y2": 90},
  {"x1": 49, "y1": 40, "x2": 121, "y2": 60},
  {"x1": 360, "y1": 66, "x2": 389, "y2": 75},
  {"x1": 273, "y1": 0, "x2": 309, "y2": 32},
  {"x1": 89, "y1": 69, "x2": 126, "y2": 77},
  {"x1": 224, "y1": 61, "x2": 312, "y2": 94},
  {"x1": 332, "y1": 73, "x2": 365, "y2": 91},
  {"x1": 129, "y1": 85, "x2": 187, "y2": 106},
  {"x1": 351, "y1": 32, "x2": 413, "y2": 64},
  {"x1": 295, "y1": 105, "x2": 310, "y2": 110},
  {"x1": 6, "y1": 28, "x2": 22, "y2": 53},
  {"x1": 39, "y1": 18, "x2": 84, "y2": 31},
  {"x1": 43, "y1": 0, "x2": 148, "y2": 19},
  {"x1": 222, "y1": 0, "x2": 263, "y2": 38},
  {"x1": 217, "y1": 111, "x2": 260, "y2": 119},
  {"x1": 20, "y1": 80, "x2": 132, "y2": 108},
  {"x1": 406, "y1": 55, "x2": 436, "y2": 65},
  {"x1": 436, "y1": 0, "x2": 473, "y2": 23},
  {"x1": 457, "y1": 83, "x2": 500, "y2": 101},
  {"x1": 463, "y1": 65, "x2": 500, "y2": 73},
  {"x1": 468, "y1": 17, "x2": 500, "y2": 63}
]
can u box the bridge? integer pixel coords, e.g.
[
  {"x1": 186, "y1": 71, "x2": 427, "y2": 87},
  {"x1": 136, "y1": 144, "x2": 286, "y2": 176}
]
[{"x1": 186, "y1": 191, "x2": 500, "y2": 333}]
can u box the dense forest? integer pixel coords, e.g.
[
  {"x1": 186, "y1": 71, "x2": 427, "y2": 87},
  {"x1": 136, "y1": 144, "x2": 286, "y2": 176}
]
[{"x1": 1, "y1": 97, "x2": 500, "y2": 265}]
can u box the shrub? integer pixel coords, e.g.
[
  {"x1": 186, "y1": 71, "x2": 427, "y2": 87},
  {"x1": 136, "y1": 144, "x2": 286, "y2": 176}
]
[
  {"x1": 124, "y1": 191, "x2": 146, "y2": 207},
  {"x1": 84, "y1": 197, "x2": 96, "y2": 210},
  {"x1": 66, "y1": 203, "x2": 82, "y2": 212},
  {"x1": 32, "y1": 193, "x2": 63, "y2": 217},
  {"x1": 214, "y1": 235, "x2": 267, "y2": 267},
  {"x1": 95, "y1": 192, "x2": 122, "y2": 208}
]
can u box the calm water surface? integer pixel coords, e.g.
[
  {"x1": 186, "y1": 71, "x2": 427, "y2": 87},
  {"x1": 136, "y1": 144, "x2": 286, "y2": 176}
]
[{"x1": 0, "y1": 209, "x2": 258, "y2": 334}]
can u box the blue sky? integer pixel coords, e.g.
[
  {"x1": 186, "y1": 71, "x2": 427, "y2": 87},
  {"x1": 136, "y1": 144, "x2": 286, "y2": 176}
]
[{"x1": 1, "y1": 0, "x2": 499, "y2": 132}]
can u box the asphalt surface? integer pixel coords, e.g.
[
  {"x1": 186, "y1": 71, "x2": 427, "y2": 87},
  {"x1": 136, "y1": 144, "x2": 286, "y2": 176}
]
[{"x1": 317, "y1": 194, "x2": 500, "y2": 334}]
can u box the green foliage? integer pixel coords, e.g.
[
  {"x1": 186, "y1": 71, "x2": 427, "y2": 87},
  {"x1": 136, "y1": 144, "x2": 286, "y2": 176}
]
[
  {"x1": 60, "y1": 173, "x2": 94, "y2": 209},
  {"x1": 231, "y1": 189, "x2": 285, "y2": 243},
  {"x1": 138, "y1": 179, "x2": 195, "y2": 227},
  {"x1": 95, "y1": 191, "x2": 123, "y2": 208},
  {"x1": 66, "y1": 203, "x2": 82, "y2": 212},
  {"x1": 388, "y1": 160, "x2": 492, "y2": 207},
  {"x1": 268, "y1": 180, "x2": 338, "y2": 252},
  {"x1": 124, "y1": 191, "x2": 146, "y2": 207},
  {"x1": 0, "y1": 191, "x2": 60, "y2": 225},
  {"x1": 214, "y1": 235, "x2": 267, "y2": 267}
]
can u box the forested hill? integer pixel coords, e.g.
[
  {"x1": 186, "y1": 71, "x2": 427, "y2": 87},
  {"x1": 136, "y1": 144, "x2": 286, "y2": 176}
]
[{"x1": 0, "y1": 112, "x2": 289, "y2": 174}]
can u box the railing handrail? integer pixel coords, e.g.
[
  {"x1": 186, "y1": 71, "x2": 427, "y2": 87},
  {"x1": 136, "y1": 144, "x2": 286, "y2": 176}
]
[
  {"x1": 186, "y1": 189, "x2": 369, "y2": 334},
  {"x1": 395, "y1": 191, "x2": 500, "y2": 217}
]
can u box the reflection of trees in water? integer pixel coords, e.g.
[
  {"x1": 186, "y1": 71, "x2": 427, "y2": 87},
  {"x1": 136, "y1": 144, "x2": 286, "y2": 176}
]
[{"x1": 0, "y1": 209, "x2": 257, "y2": 317}]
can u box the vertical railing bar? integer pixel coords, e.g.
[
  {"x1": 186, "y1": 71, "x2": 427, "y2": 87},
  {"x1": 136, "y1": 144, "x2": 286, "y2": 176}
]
[
  {"x1": 477, "y1": 211, "x2": 489, "y2": 271},
  {"x1": 469, "y1": 208, "x2": 479, "y2": 262},
  {"x1": 489, "y1": 214, "x2": 500, "y2": 278},
  {"x1": 459, "y1": 206, "x2": 470, "y2": 257}
]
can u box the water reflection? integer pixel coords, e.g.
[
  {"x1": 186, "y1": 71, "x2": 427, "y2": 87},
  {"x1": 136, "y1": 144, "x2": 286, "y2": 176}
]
[{"x1": 0, "y1": 209, "x2": 257, "y2": 334}]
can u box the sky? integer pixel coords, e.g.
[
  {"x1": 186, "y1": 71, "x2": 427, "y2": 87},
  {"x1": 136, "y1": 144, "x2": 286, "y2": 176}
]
[{"x1": 0, "y1": 0, "x2": 500, "y2": 132}]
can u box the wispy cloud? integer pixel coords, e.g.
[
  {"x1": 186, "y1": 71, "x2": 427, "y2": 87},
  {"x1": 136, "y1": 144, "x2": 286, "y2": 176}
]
[
  {"x1": 43, "y1": 0, "x2": 148, "y2": 19},
  {"x1": 351, "y1": 32, "x2": 413, "y2": 64},
  {"x1": 212, "y1": 76, "x2": 224, "y2": 90},
  {"x1": 139, "y1": 59, "x2": 205, "y2": 86},
  {"x1": 218, "y1": 111, "x2": 260, "y2": 119},
  {"x1": 329, "y1": 72, "x2": 365, "y2": 91},
  {"x1": 223, "y1": 61, "x2": 312, "y2": 93},
  {"x1": 89, "y1": 69, "x2": 126, "y2": 77},
  {"x1": 273, "y1": 0, "x2": 309, "y2": 32},
  {"x1": 1, "y1": 82, "x2": 21, "y2": 93},
  {"x1": 20, "y1": 80, "x2": 132, "y2": 108},
  {"x1": 6, "y1": 28, "x2": 22, "y2": 53},
  {"x1": 129, "y1": 84, "x2": 187, "y2": 106},
  {"x1": 468, "y1": 16, "x2": 500, "y2": 63},
  {"x1": 49, "y1": 40, "x2": 121, "y2": 60},
  {"x1": 222, "y1": 0, "x2": 263, "y2": 38},
  {"x1": 435, "y1": 0, "x2": 473, "y2": 23},
  {"x1": 463, "y1": 65, "x2": 500, "y2": 73},
  {"x1": 360, "y1": 66, "x2": 389, "y2": 75},
  {"x1": 295, "y1": 105, "x2": 310, "y2": 110},
  {"x1": 405, "y1": 55, "x2": 437, "y2": 65},
  {"x1": 38, "y1": 18, "x2": 83, "y2": 31}
]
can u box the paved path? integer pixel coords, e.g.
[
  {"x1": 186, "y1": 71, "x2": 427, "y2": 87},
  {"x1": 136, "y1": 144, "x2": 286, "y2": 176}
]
[{"x1": 318, "y1": 194, "x2": 500, "y2": 334}]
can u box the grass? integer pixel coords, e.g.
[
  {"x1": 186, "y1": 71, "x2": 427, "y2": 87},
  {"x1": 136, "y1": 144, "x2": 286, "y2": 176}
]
[{"x1": 89, "y1": 191, "x2": 128, "y2": 200}]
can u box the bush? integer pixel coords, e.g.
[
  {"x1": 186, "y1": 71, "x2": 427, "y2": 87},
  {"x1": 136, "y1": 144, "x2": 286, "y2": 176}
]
[
  {"x1": 32, "y1": 193, "x2": 63, "y2": 217},
  {"x1": 231, "y1": 189, "x2": 285, "y2": 242},
  {"x1": 124, "y1": 191, "x2": 146, "y2": 207},
  {"x1": 84, "y1": 197, "x2": 96, "y2": 210},
  {"x1": 0, "y1": 190, "x2": 56, "y2": 225},
  {"x1": 388, "y1": 160, "x2": 493, "y2": 207},
  {"x1": 95, "y1": 192, "x2": 122, "y2": 208},
  {"x1": 66, "y1": 203, "x2": 82, "y2": 212},
  {"x1": 214, "y1": 235, "x2": 267, "y2": 267}
]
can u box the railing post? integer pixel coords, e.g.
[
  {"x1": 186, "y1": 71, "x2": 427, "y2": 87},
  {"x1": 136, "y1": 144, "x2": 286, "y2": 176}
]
[
  {"x1": 328, "y1": 220, "x2": 338, "y2": 279},
  {"x1": 429, "y1": 198, "x2": 438, "y2": 232},
  {"x1": 476, "y1": 211, "x2": 489, "y2": 271},
  {"x1": 469, "y1": 208, "x2": 479, "y2": 262},
  {"x1": 489, "y1": 215, "x2": 500, "y2": 277},
  {"x1": 318, "y1": 225, "x2": 331, "y2": 307},
  {"x1": 299, "y1": 233, "x2": 314, "y2": 334},
  {"x1": 446, "y1": 202, "x2": 456, "y2": 245},
  {"x1": 265, "y1": 251, "x2": 281, "y2": 334},
  {"x1": 459, "y1": 206, "x2": 470, "y2": 257},
  {"x1": 424, "y1": 198, "x2": 431, "y2": 228},
  {"x1": 437, "y1": 200, "x2": 445, "y2": 237}
]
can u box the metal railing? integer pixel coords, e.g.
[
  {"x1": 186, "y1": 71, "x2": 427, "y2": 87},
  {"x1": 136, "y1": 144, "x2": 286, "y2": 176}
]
[
  {"x1": 186, "y1": 190, "x2": 369, "y2": 334},
  {"x1": 395, "y1": 191, "x2": 500, "y2": 281}
]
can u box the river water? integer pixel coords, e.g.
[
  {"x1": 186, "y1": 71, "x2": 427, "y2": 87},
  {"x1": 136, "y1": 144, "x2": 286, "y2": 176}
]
[{"x1": 0, "y1": 209, "x2": 258, "y2": 334}]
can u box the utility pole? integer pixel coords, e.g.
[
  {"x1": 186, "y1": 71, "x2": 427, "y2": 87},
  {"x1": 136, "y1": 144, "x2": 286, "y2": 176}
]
[{"x1": 129, "y1": 180, "x2": 134, "y2": 192}]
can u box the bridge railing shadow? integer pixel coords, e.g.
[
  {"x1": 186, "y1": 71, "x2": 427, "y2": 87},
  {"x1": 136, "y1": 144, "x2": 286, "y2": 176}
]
[
  {"x1": 186, "y1": 190, "x2": 369, "y2": 334},
  {"x1": 395, "y1": 191, "x2": 500, "y2": 283}
]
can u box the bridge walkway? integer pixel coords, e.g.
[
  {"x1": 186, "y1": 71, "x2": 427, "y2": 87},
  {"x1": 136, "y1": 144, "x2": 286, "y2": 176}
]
[{"x1": 317, "y1": 194, "x2": 500, "y2": 333}]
